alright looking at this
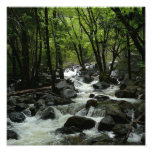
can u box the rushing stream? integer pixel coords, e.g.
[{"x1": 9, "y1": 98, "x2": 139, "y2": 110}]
[{"x1": 7, "y1": 67, "x2": 143, "y2": 145}]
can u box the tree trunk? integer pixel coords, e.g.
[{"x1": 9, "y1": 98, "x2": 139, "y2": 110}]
[
  {"x1": 127, "y1": 33, "x2": 132, "y2": 80},
  {"x1": 45, "y1": 7, "x2": 56, "y2": 92},
  {"x1": 53, "y1": 8, "x2": 64, "y2": 79},
  {"x1": 20, "y1": 22, "x2": 30, "y2": 89},
  {"x1": 112, "y1": 8, "x2": 145, "y2": 61}
]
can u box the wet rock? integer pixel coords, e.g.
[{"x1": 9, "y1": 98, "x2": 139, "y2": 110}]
[
  {"x1": 83, "y1": 74, "x2": 93, "y2": 83},
  {"x1": 134, "y1": 102, "x2": 145, "y2": 122},
  {"x1": 7, "y1": 121, "x2": 12, "y2": 127},
  {"x1": 55, "y1": 126, "x2": 82, "y2": 134},
  {"x1": 61, "y1": 89, "x2": 77, "y2": 98},
  {"x1": 86, "y1": 99, "x2": 98, "y2": 109},
  {"x1": 106, "y1": 105, "x2": 128, "y2": 124},
  {"x1": 9, "y1": 112, "x2": 25, "y2": 123},
  {"x1": 40, "y1": 93, "x2": 73, "y2": 106},
  {"x1": 93, "y1": 81, "x2": 110, "y2": 90},
  {"x1": 16, "y1": 95, "x2": 36, "y2": 104},
  {"x1": 89, "y1": 94, "x2": 95, "y2": 98},
  {"x1": 95, "y1": 95, "x2": 110, "y2": 102},
  {"x1": 34, "y1": 99, "x2": 46, "y2": 110},
  {"x1": 81, "y1": 134, "x2": 113, "y2": 145},
  {"x1": 113, "y1": 124, "x2": 130, "y2": 136},
  {"x1": 40, "y1": 107, "x2": 55, "y2": 120},
  {"x1": 8, "y1": 96, "x2": 18, "y2": 106},
  {"x1": 141, "y1": 134, "x2": 145, "y2": 144},
  {"x1": 29, "y1": 105, "x2": 37, "y2": 116},
  {"x1": 22, "y1": 108, "x2": 31, "y2": 117},
  {"x1": 55, "y1": 79, "x2": 75, "y2": 91},
  {"x1": 98, "y1": 116, "x2": 115, "y2": 131},
  {"x1": 140, "y1": 94, "x2": 145, "y2": 100},
  {"x1": 7, "y1": 130, "x2": 18, "y2": 140},
  {"x1": 118, "y1": 100, "x2": 134, "y2": 112},
  {"x1": 62, "y1": 133, "x2": 86, "y2": 145},
  {"x1": 15, "y1": 103, "x2": 27, "y2": 112},
  {"x1": 64, "y1": 116, "x2": 95, "y2": 130},
  {"x1": 120, "y1": 84, "x2": 127, "y2": 90},
  {"x1": 7, "y1": 105, "x2": 16, "y2": 114},
  {"x1": 115, "y1": 90, "x2": 136, "y2": 98}
]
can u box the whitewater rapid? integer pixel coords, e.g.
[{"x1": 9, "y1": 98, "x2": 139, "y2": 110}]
[{"x1": 7, "y1": 68, "x2": 143, "y2": 145}]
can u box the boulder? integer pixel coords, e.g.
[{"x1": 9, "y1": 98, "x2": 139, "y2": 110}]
[
  {"x1": 7, "y1": 130, "x2": 18, "y2": 140},
  {"x1": 40, "y1": 107, "x2": 55, "y2": 120},
  {"x1": 61, "y1": 89, "x2": 77, "y2": 98},
  {"x1": 55, "y1": 126, "x2": 82, "y2": 134},
  {"x1": 113, "y1": 124, "x2": 130, "y2": 136},
  {"x1": 106, "y1": 105, "x2": 128, "y2": 124},
  {"x1": 15, "y1": 103, "x2": 27, "y2": 112},
  {"x1": 141, "y1": 134, "x2": 145, "y2": 144},
  {"x1": 9, "y1": 112, "x2": 25, "y2": 123},
  {"x1": 55, "y1": 80, "x2": 75, "y2": 91},
  {"x1": 29, "y1": 105, "x2": 37, "y2": 116},
  {"x1": 22, "y1": 108, "x2": 31, "y2": 117},
  {"x1": 85, "y1": 99, "x2": 98, "y2": 109},
  {"x1": 95, "y1": 95, "x2": 110, "y2": 102},
  {"x1": 64, "y1": 116, "x2": 95, "y2": 130},
  {"x1": 120, "y1": 84, "x2": 127, "y2": 90},
  {"x1": 89, "y1": 94, "x2": 95, "y2": 98},
  {"x1": 98, "y1": 116, "x2": 115, "y2": 131},
  {"x1": 83, "y1": 74, "x2": 93, "y2": 83},
  {"x1": 134, "y1": 102, "x2": 145, "y2": 122},
  {"x1": 118, "y1": 100, "x2": 134, "y2": 112},
  {"x1": 93, "y1": 81, "x2": 110, "y2": 90},
  {"x1": 40, "y1": 93, "x2": 73, "y2": 106},
  {"x1": 81, "y1": 134, "x2": 113, "y2": 145},
  {"x1": 115, "y1": 90, "x2": 136, "y2": 98},
  {"x1": 34, "y1": 99, "x2": 46, "y2": 110}
]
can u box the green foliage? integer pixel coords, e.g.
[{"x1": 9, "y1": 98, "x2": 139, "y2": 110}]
[{"x1": 7, "y1": 7, "x2": 145, "y2": 82}]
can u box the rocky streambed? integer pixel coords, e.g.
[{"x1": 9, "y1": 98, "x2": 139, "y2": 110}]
[{"x1": 7, "y1": 65, "x2": 145, "y2": 145}]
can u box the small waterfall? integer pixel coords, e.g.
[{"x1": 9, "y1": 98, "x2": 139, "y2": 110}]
[{"x1": 87, "y1": 106, "x2": 95, "y2": 117}]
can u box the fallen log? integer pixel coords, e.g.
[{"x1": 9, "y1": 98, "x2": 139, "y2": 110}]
[
  {"x1": 7, "y1": 86, "x2": 52, "y2": 96},
  {"x1": 123, "y1": 113, "x2": 144, "y2": 143}
]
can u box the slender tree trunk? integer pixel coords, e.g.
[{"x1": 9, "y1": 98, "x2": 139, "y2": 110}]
[
  {"x1": 53, "y1": 8, "x2": 64, "y2": 79},
  {"x1": 109, "y1": 53, "x2": 116, "y2": 76},
  {"x1": 142, "y1": 7, "x2": 145, "y2": 61},
  {"x1": 21, "y1": 22, "x2": 30, "y2": 89},
  {"x1": 102, "y1": 42, "x2": 106, "y2": 72},
  {"x1": 12, "y1": 45, "x2": 16, "y2": 79},
  {"x1": 45, "y1": 7, "x2": 56, "y2": 92},
  {"x1": 127, "y1": 33, "x2": 132, "y2": 80}
]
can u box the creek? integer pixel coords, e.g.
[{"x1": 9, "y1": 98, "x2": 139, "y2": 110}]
[{"x1": 7, "y1": 66, "x2": 144, "y2": 145}]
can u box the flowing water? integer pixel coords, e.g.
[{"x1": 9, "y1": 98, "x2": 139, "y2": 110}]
[{"x1": 7, "y1": 68, "x2": 143, "y2": 145}]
